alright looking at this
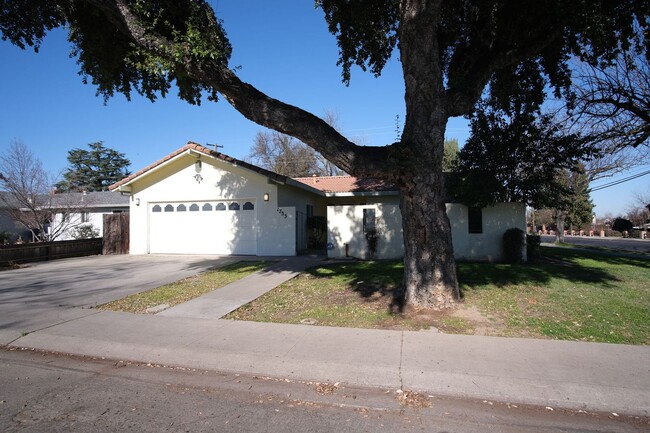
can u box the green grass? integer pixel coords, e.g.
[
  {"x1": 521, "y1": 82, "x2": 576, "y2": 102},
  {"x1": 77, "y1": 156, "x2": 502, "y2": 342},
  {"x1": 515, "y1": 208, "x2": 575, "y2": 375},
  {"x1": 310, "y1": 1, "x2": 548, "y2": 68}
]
[
  {"x1": 461, "y1": 248, "x2": 650, "y2": 344},
  {"x1": 99, "y1": 261, "x2": 272, "y2": 314},
  {"x1": 227, "y1": 248, "x2": 650, "y2": 344}
]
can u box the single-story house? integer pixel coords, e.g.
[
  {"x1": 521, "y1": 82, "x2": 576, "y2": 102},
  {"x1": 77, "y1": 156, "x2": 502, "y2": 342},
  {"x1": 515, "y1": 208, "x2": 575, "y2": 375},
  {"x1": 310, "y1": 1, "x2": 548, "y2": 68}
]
[
  {"x1": 48, "y1": 191, "x2": 130, "y2": 240},
  {"x1": 110, "y1": 141, "x2": 526, "y2": 261},
  {"x1": 0, "y1": 191, "x2": 129, "y2": 242}
]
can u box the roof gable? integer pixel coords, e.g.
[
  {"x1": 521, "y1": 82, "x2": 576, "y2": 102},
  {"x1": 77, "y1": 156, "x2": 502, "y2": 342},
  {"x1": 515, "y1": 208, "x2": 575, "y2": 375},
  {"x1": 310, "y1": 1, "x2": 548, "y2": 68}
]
[{"x1": 109, "y1": 141, "x2": 289, "y2": 191}]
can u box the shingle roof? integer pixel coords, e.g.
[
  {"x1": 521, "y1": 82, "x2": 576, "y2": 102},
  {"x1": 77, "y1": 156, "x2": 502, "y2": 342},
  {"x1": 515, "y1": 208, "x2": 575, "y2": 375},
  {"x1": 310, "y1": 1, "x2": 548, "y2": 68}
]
[
  {"x1": 109, "y1": 141, "x2": 288, "y2": 190},
  {"x1": 1, "y1": 191, "x2": 129, "y2": 209},
  {"x1": 49, "y1": 191, "x2": 129, "y2": 208},
  {"x1": 292, "y1": 176, "x2": 397, "y2": 194}
]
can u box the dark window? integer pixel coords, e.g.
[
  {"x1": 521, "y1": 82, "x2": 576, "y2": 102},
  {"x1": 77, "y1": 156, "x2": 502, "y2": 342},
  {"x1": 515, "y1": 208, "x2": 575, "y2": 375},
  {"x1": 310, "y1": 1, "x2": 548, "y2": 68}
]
[
  {"x1": 215, "y1": 203, "x2": 226, "y2": 211},
  {"x1": 243, "y1": 201, "x2": 254, "y2": 210},
  {"x1": 202, "y1": 203, "x2": 213, "y2": 211},
  {"x1": 363, "y1": 208, "x2": 376, "y2": 233},
  {"x1": 468, "y1": 208, "x2": 483, "y2": 233},
  {"x1": 306, "y1": 204, "x2": 314, "y2": 218},
  {"x1": 152, "y1": 205, "x2": 162, "y2": 213},
  {"x1": 81, "y1": 212, "x2": 90, "y2": 223},
  {"x1": 177, "y1": 204, "x2": 187, "y2": 212},
  {"x1": 229, "y1": 202, "x2": 240, "y2": 211},
  {"x1": 189, "y1": 204, "x2": 200, "y2": 212},
  {"x1": 112, "y1": 210, "x2": 125, "y2": 214},
  {"x1": 164, "y1": 204, "x2": 174, "y2": 212}
]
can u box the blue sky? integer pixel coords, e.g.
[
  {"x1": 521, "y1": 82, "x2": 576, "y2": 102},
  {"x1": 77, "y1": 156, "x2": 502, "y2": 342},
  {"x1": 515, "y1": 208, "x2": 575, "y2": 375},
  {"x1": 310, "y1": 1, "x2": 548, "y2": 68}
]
[{"x1": 0, "y1": 0, "x2": 646, "y2": 217}]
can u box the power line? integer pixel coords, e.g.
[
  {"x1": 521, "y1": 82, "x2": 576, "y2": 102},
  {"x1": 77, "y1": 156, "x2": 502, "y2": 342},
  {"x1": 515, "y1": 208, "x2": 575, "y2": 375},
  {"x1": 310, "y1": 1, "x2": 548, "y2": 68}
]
[{"x1": 590, "y1": 169, "x2": 650, "y2": 192}]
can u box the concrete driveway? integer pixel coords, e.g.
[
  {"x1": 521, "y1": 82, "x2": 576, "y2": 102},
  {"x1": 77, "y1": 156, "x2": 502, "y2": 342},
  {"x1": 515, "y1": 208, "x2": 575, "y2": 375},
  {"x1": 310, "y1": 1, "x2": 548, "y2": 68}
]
[{"x1": 0, "y1": 254, "x2": 240, "y2": 344}]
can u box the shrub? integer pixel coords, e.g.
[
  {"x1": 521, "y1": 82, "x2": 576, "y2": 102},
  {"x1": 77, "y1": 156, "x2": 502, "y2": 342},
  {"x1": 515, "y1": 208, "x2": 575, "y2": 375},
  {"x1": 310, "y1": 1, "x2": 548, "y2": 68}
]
[
  {"x1": 502, "y1": 228, "x2": 525, "y2": 264},
  {"x1": 526, "y1": 234, "x2": 541, "y2": 261},
  {"x1": 0, "y1": 231, "x2": 12, "y2": 245},
  {"x1": 69, "y1": 224, "x2": 100, "y2": 240}
]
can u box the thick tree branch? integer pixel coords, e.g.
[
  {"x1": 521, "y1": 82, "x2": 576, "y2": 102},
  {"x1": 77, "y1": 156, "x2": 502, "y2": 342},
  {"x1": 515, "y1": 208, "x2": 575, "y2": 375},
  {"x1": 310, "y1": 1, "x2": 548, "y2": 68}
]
[{"x1": 84, "y1": 0, "x2": 391, "y2": 179}]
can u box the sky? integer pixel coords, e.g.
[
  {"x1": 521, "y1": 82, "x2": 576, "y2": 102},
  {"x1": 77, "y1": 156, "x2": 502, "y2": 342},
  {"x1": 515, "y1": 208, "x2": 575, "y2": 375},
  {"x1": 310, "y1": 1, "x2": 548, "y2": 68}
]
[{"x1": 0, "y1": 0, "x2": 647, "y2": 217}]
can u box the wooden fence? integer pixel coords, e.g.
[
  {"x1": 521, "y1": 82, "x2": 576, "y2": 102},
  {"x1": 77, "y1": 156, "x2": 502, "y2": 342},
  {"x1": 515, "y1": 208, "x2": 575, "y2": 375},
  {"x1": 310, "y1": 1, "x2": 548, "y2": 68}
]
[
  {"x1": 0, "y1": 238, "x2": 103, "y2": 266},
  {"x1": 102, "y1": 213, "x2": 129, "y2": 255}
]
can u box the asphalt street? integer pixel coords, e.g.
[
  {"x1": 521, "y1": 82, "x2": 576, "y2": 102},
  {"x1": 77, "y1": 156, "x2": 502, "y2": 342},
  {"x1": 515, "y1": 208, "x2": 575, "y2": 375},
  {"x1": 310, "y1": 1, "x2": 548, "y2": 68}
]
[
  {"x1": 540, "y1": 234, "x2": 650, "y2": 253},
  {"x1": 2, "y1": 348, "x2": 647, "y2": 433}
]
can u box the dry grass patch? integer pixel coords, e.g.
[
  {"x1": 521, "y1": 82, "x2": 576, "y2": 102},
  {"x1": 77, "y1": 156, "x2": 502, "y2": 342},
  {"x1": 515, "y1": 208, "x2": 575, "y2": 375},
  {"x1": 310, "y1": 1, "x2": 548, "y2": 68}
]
[{"x1": 99, "y1": 261, "x2": 273, "y2": 314}]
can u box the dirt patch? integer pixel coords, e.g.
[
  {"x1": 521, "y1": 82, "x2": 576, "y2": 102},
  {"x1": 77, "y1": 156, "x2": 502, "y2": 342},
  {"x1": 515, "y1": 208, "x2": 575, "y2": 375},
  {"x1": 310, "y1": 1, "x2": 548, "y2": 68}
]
[{"x1": 449, "y1": 305, "x2": 504, "y2": 336}]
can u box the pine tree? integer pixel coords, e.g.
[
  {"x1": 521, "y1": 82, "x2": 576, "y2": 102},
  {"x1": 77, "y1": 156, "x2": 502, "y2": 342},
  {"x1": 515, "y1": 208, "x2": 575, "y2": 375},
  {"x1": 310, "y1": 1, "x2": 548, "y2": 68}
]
[{"x1": 56, "y1": 142, "x2": 130, "y2": 192}]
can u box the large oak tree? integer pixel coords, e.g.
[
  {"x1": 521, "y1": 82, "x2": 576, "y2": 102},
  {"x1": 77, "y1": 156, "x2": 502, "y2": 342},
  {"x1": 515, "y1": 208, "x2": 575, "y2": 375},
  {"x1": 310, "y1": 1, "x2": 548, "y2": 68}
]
[{"x1": 1, "y1": 0, "x2": 647, "y2": 308}]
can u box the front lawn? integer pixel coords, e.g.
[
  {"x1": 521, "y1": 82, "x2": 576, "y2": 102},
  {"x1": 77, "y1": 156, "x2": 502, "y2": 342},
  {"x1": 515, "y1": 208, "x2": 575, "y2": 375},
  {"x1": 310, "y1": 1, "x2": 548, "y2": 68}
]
[{"x1": 226, "y1": 248, "x2": 650, "y2": 345}]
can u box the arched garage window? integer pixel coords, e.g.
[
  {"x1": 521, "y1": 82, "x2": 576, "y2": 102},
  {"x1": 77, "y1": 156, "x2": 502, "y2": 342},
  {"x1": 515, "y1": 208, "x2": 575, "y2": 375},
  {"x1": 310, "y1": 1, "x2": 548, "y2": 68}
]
[
  {"x1": 229, "y1": 202, "x2": 240, "y2": 211},
  {"x1": 189, "y1": 204, "x2": 200, "y2": 212},
  {"x1": 202, "y1": 203, "x2": 213, "y2": 211},
  {"x1": 164, "y1": 204, "x2": 174, "y2": 212},
  {"x1": 152, "y1": 205, "x2": 162, "y2": 212},
  {"x1": 243, "y1": 201, "x2": 254, "y2": 210},
  {"x1": 177, "y1": 204, "x2": 187, "y2": 212},
  {"x1": 215, "y1": 203, "x2": 226, "y2": 211}
]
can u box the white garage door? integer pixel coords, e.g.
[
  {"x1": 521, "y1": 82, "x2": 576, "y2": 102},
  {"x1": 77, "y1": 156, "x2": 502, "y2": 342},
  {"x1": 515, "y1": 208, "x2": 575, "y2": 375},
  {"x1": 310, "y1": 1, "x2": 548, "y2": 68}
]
[{"x1": 148, "y1": 200, "x2": 257, "y2": 255}]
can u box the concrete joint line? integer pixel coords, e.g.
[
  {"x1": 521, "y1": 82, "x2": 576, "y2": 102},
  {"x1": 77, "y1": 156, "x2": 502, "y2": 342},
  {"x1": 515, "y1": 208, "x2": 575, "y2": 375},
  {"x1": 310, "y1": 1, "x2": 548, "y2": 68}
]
[
  {"x1": 398, "y1": 331, "x2": 404, "y2": 391},
  {"x1": 7, "y1": 309, "x2": 102, "y2": 346}
]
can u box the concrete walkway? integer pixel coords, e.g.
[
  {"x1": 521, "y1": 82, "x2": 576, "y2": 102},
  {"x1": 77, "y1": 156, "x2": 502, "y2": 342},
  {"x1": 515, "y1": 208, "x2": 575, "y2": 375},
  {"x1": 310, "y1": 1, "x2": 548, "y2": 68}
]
[
  {"x1": 4, "y1": 255, "x2": 650, "y2": 417},
  {"x1": 157, "y1": 255, "x2": 321, "y2": 319}
]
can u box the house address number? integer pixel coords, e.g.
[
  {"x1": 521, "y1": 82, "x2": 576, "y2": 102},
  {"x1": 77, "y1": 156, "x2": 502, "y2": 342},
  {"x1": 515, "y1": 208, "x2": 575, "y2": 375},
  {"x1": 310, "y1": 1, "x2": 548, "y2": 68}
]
[{"x1": 277, "y1": 208, "x2": 288, "y2": 219}]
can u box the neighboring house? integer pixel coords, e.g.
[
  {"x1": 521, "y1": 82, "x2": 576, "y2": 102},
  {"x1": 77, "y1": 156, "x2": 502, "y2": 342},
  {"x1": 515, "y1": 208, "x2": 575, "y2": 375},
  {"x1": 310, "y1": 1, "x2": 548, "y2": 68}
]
[
  {"x1": 0, "y1": 192, "x2": 32, "y2": 242},
  {"x1": 0, "y1": 191, "x2": 129, "y2": 242},
  {"x1": 48, "y1": 191, "x2": 130, "y2": 240},
  {"x1": 110, "y1": 141, "x2": 527, "y2": 261}
]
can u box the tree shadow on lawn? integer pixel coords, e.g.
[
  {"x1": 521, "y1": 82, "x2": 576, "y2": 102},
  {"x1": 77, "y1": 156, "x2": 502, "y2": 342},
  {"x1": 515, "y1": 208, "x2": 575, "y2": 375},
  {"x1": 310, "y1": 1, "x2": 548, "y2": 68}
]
[
  {"x1": 309, "y1": 260, "x2": 406, "y2": 311},
  {"x1": 541, "y1": 246, "x2": 650, "y2": 269},
  {"x1": 458, "y1": 257, "x2": 623, "y2": 291},
  {"x1": 310, "y1": 254, "x2": 626, "y2": 312}
]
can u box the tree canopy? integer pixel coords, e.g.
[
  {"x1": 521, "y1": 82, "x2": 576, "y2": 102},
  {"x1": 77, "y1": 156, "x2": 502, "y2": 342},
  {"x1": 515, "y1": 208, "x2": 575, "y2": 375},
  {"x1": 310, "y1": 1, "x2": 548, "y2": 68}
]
[
  {"x1": 2, "y1": 0, "x2": 647, "y2": 309},
  {"x1": 56, "y1": 142, "x2": 131, "y2": 192}
]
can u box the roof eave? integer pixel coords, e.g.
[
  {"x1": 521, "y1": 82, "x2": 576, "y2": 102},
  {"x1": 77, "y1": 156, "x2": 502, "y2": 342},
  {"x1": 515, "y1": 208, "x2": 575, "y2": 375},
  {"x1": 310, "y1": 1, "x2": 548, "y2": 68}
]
[{"x1": 324, "y1": 190, "x2": 399, "y2": 197}]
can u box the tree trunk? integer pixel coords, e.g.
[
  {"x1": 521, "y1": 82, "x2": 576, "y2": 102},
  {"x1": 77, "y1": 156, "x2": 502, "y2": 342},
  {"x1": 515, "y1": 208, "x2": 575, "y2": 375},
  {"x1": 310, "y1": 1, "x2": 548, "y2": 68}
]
[
  {"x1": 399, "y1": 171, "x2": 460, "y2": 309},
  {"x1": 555, "y1": 211, "x2": 567, "y2": 243}
]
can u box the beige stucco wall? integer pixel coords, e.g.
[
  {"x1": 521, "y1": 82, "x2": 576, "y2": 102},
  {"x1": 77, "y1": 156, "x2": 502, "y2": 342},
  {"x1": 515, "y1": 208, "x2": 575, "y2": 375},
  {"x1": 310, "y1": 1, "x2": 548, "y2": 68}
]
[
  {"x1": 327, "y1": 202, "x2": 527, "y2": 262},
  {"x1": 127, "y1": 152, "x2": 297, "y2": 256}
]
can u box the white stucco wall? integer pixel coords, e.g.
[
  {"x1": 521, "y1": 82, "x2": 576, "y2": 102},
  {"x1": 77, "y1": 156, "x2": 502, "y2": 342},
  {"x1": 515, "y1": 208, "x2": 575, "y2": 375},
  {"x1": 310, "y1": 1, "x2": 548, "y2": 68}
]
[
  {"x1": 448, "y1": 202, "x2": 527, "y2": 262},
  {"x1": 50, "y1": 208, "x2": 124, "y2": 241},
  {"x1": 127, "y1": 153, "x2": 297, "y2": 256},
  {"x1": 327, "y1": 203, "x2": 404, "y2": 260},
  {"x1": 327, "y1": 202, "x2": 527, "y2": 262}
]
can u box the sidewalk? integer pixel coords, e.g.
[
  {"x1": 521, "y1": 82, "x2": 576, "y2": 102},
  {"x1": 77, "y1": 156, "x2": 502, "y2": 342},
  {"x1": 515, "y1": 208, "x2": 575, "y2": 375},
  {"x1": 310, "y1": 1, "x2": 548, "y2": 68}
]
[{"x1": 5, "y1": 256, "x2": 650, "y2": 416}]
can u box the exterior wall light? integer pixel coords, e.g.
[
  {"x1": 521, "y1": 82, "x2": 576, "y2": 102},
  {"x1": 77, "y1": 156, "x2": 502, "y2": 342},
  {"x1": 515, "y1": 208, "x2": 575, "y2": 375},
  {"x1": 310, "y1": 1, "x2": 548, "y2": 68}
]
[
  {"x1": 135, "y1": 198, "x2": 140, "y2": 206},
  {"x1": 263, "y1": 193, "x2": 270, "y2": 202}
]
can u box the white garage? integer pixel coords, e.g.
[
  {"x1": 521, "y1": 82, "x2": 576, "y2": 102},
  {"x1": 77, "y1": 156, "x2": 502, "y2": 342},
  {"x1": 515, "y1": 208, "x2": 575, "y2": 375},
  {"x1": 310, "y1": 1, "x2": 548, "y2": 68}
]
[
  {"x1": 148, "y1": 200, "x2": 257, "y2": 255},
  {"x1": 110, "y1": 142, "x2": 320, "y2": 257}
]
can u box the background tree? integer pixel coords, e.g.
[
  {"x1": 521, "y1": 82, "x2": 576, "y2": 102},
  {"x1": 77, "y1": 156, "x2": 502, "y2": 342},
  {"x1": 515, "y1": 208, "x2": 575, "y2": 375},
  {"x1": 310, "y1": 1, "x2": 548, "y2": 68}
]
[
  {"x1": 0, "y1": 140, "x2": 86, "y2": 241},
  {"x1": 552, "y1": 165, "x2": 593, "y2": 242},
  {"x1": 249, "y1": 131, "x2": 319, "y2": 177},
  {"x1": 454, "y1": 109, "x2": 592, "y2": 209},
  {"x1": 2, "y1": 0, "x2": 645, "y2": 309},
  {"x1": 568, "y1": 39, "x2": 649, "y2": 153},
  {"x1": 249, "y1": 111, "x2": 346, "y2": 177},
  {"x1": 442, "y1": 138, "x2": 459, "y2": 172},
  {"x1": 56, "y1": 142, "x2": 131, "y2": 192},
  {"x1": 626, "y1": 190, "x2": 650, "y2": 228}
]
